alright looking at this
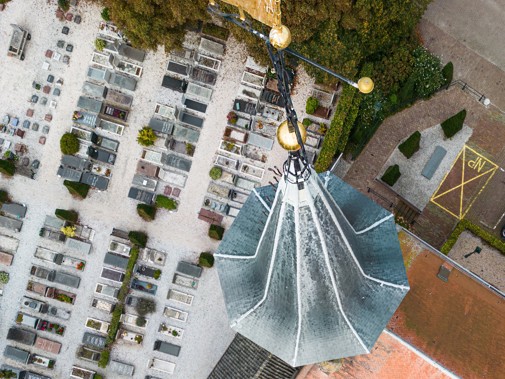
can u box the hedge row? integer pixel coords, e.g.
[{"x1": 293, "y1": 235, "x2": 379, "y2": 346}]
[
  {"x1": 398, "y1": 131, "x2": 421, "y2": 159},
  {"x1": 381, "y1": 164, "x2": 401, "y2": 186},
  {"x1": 314, "y1": 86, "x2": 356, "y2": 172},
  {"x1": 441, "y1": 109, "x2": 466, "y2": 138},
  {"x1": 440, "y1": 219, "x2": 505, "y2": 255}
]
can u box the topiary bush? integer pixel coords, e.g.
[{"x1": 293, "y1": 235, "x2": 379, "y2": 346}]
[
  {"x1": 128, "y1": 231, "x2": 148, "y2": 248},
  {"x1": 155, "y1": 195, "x2": 177, "y2": 210},
  {"x1": 209, "y1": 224, "x2": 225, "y2": 240},
  {"x1": 381, "y1": 165, "x2": 401, "y2": 186},
  {"x1": 0, "y1": 159, "x2": 15, "y2": 177},
  {"x1": 305, "y1": 97, "x2": 319, "y2": 114},
  {"x1": 209, "y1": 166, "x2": 222, "y2": 180},
  {"x1": 60, "y1": 133, "x2": 79, "y2": 155},
  {"x1": 137, "y1": 204, "x2": 156, "y2": 221},
  {"x1": 442, "y1": 61, "x2": 454, "y2": 85},
  {"x1": 101, "y1": 7, "x2": 110, "y2": 21},
  {"x1": 199, "y1": 252, "x2": 214, "y2": 268},
  {"x1": 441, "y1": 109, "x2": 466, "y2": 138},
  {"x1": 0, "y1": 189, "x2": 9, "y2": 204},
  {"x1": 63, "y1": 180, "x2": 90, "y2": 199},
  {"x1": 55, "y1": 209, "x2": 78, "y2": 223},
  {"x1": 398, "y1": 131, "x2": 421, "y2": 159}
]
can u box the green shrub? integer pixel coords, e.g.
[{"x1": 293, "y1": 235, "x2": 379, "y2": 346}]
[
  {"x1": 135, "y1": 316, "x2": 147, "y2": 327},
  {"x1": 209, "y1": 224, "x2": 225, "y2": 240},
  {"x1": 398, "y1": 75, "x2": 416, "y2": 105},
  {"x1": 155, "y1": 195, "x2": 177, "y2": 210},
  {"x1": 60, "y1": 132, "x2": 79, "y2": 155},
  {"x1": 199, "y1": 252, "x2": 214, "y2": 268},
  {"x1": 58, "y1": 0, "x2": 69, "y2": 11},
  {"x1": 0, "y1": 369, "x2": 16, "y2": 379},
  {"x1": 107, "y1": 304, "x2": 123, "y2": 344},
  {"x1": 381, "y1": 165, "x2": 401, "y2": 186},
  {"x1": 128, "y1": 231, "x2": 148, "y2": 248},
  {"x1": 101, "y1": 7, "x2": 110, "y2": 21},
  {"x1": 209, "y1": 166, "x2": 222, "y2": 180},
  {"x1": 202, "y1": 23, "x2": 230, "y2": 40},
  {"x1": 137, "y1": 127, "x2": 157, "y2": 146},
  {"x1": 302, "y1": 118, "x2": 312, "y2": 127},
  {"x1": 0, "y1": 159, "x2": 15, "y2": 177},
  {"x1": 95, "y1": 38, "x2": 106, "y2": 52},
  {"x1": 63, "y1": 180, "x2": 90, "y2": 199},
  {"x1": 442, "y1": 61, "x2": 454, "y2": 85},
  {"x1": 411, "y1": 47, "x2": 445, "y2": 98},
  {"x1": 93, "y1": 375, "x2": 103, "y2": 379},
  {"x1": 441, "y1": 109, "x2": 466, "y2": 138},
  {"x1": 97, "y1": 349, "x2": 110, "y2": 368},
  {"x1": 136, "y1": 297, "x2": 156, "y2": 316},
  {"x1": 137, "y1": 204, "x2": 157, "y2": 221},
  {"x1": 441, "y1": 219, "x2": 505, "y2": 255},
  {"x1": 153, "y1": 269, "x2": 161, "y2": 280},
  {"x1": 305, "y1": 97, "x2": 319, "y2": 114},
  {"x1": 55, "y1": 209, "x2": 78, "y2": 223},
  {"x1": 0, "y1": 189, "x2": 9, "y2": 203},
  {"x1": 0, "y1": 271, "x2": 9, "y2": 284},
  {"x1": 398, "y1": 131, "x2": 421, "y2": 159}
]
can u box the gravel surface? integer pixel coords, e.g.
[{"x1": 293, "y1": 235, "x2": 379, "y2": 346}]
[{"x1": 0, "y1": 1, "x2": 316, "y2": 378}]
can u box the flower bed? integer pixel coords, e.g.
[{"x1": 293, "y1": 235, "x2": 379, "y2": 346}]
[{"x1": 37, "y1": 319, "x2": 65, "y2": 335}]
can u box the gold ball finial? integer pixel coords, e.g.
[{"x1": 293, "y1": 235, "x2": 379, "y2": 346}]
[
  {"x1": 357, "y1": 77, "x2": 374, "y2": 94},
  {"x1": 276, "y1": 120, "x2": 307, "y2": 151},
  {"x1": 269, "y1": 25, "x2": 291, "y2": 50}
]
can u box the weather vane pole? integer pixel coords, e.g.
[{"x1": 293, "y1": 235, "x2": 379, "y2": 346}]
[{"x1": 207, "y1": 0, "x2": 373, "y2": 184}]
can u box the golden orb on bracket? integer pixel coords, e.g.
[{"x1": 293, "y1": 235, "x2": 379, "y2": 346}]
[
  {"x1": 357, "y1": 77, "x2": 374, "y2": 94},
  {"x1": 276, "y1": 120, "x2": 307, "y2": 151},
  {"x1": 269, "y1": 24, "x2": 292, "y2": 50}
]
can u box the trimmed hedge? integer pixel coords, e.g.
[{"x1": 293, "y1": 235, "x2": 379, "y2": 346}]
[
  {"x1": 97, "y1": 349, "x2": 110, "y2": 368},
  {"x1": 63, "y1": 180, "x2": 90, "y2": 199},
  {"x1": 155, "y1": 195, "x2": 177, "y2": 210},
  {"x1": 209, "y1": 224, "x2": 224, "y2": 240},
  {"x1": 128, "y1": 231, "x2": 148, "y2": 248},
  {"x1": 441, "y1": 219, "x2": 505, "y2": 255},
  {"x1": 137, "y1": 204, "x2": 157, "y2": 221},
  {"x1": 0, "y1": 190, "x2": 9, "y2": 204},
  {"x1": 0, "y1": 159, "x2": 15, "y2": 177},
  {"x1": 441, "y1": 109, "x2": 466, "y2": 138},
  {"x1": 398, "y1": 131, "x2": 421, "y2": 159},
  {"x1": 381, "y1": 165, "x2": 401, "y2": 186},
  {"x1": 314, "y1": 86, "x2": 356, "y2": 172},
  {"x1": 305, "y1": 97, "x2": 319, "y2": 114},
  {"x1": 55, "y1": 209, "x2": 78, "y2": 223},
  {"x1": 442, "y1": 61, "x2": 453, "y2": 85},
  {"x1": 199, "y1": 252, "x2": 214, "y2": 268}
]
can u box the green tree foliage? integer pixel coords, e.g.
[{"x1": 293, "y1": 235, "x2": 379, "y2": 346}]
[
  {"x1": 0, "y1": 271, "x2": 10, "y2": 284},
  {"x1": 55, "y1": 209, "x2": 79, "y2": 223},
  {"x1": 63, "y1": 180, "x2": 90, "y2": 199},
  {"x1": 305, "y1": 97, "x2": 319, "y2": 114},
  {"x1": 209, "y1": 224, "x2": 224, "y2": 240},
  {"x1": 128, "y1": 231, "x2": 148, "y2": 247},
  {"x1": 137, "y1": 204, "x2": 156, "y2": 221},
  {"x1": 135, "y1": 297, "x2": 156, "y2": 315},
  {"x1": 60, "y1": 133, "x2": 80, "y2": 155},
  {"x1": 398, "y1": 131, "x2": 421, "y2": 159},
  {"x1": 381, "y1": 164, "x2": 401, "y2": 186},
  {"x1": 199, "y1": 252, "x2": 214, "y2": 268},
  {"x1": 155, "y1": 195, "x2": 177, "y2": 210},
  {"x1": 58, "y1": 0, "x2": 69, "y2": 12},
  {"x1": 0, "y1": 159, "x2": 15, "y2": 177},
  {"x1": 98, "y1": 0, "x2": 209, "y2": 51},
  {"x1": 0, "y1": 369, "x2": 16, "y2": 379},
  {"x1": 209, "y1": 166, "x2": 222, "y2": 180},
  {"x1": 97, "y1": 349, "x2": 110, "y2": 368},
  {"x1": 411, "y1": 47, "x2": 445, "y2": 98},
  {"x1": 137, "y1": 127, "x2": 157, "y2": 146},
  {"x1": 441, "y1": 109, "x2": 466, "y2": 138}
]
